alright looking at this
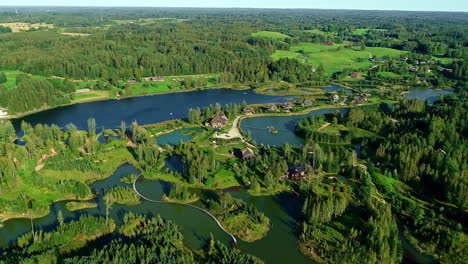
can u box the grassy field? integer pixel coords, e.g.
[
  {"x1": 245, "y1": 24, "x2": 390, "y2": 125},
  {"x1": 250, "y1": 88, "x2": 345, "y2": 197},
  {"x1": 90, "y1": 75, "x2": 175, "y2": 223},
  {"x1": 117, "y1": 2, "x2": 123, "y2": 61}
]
[
  {"x1": 271, "y1": 42, "x2": 406, "y2": 75},
  {"x1": 304, "y1": 29, "x2": 336, "y2": 35},
  {"x1": 0, "y1": 22, "x2": 54, "y2": 32},
  {"x1": 352, "y1": 28, "x2": 388, "y2": 35},
  {"x1": 252, "y1": 31, "x2": 290, "y2": 39},
  {"x1": 0, "y1": 70, "x2": 48, "y2": 89},
  {"x1": 377, "y1": 72, "x2": 401, "y2": 78}
]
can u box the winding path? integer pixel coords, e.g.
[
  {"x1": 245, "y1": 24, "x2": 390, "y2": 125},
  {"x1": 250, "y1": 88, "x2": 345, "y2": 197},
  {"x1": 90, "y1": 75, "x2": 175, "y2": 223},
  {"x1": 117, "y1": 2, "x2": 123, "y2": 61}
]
[{"x1": 132, "y1": 174, "x2": 237, "y2": 246}]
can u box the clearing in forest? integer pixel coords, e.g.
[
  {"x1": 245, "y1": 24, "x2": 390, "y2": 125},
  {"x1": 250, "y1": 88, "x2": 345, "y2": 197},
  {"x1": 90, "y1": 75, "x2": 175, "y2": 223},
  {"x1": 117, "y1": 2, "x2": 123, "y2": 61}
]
[
  {"x1": 0, "y1": 22, "x2": 54, "y2": 32},
  {"x1": 252, "y1": 31, "x2": 290, "y2": 39},
  {"x1": 271, "y1": 42, "x2": 405, "y2": 76}
]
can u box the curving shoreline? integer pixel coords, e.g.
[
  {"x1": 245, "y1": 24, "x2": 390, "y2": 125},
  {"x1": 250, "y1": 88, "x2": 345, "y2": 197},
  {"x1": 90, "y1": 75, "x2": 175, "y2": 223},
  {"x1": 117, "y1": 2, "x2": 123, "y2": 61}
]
[{"x1": 132, "y1": 174, "x2": 238, "y2": 246}]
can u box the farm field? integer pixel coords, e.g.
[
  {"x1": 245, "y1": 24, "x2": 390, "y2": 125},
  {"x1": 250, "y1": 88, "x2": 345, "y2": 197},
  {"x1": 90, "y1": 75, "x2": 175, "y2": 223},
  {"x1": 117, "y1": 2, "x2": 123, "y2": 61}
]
[
  {"x1": 271, "y1": 42, "x2": 406, "y2": 75},
  {"x1": 0, "y1": 22, "x2": 54, "y2": 32}
]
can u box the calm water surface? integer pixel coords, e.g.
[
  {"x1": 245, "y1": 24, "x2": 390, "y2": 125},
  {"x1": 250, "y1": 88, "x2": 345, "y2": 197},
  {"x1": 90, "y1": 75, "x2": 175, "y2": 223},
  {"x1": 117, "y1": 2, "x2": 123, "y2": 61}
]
[
  {"x1": 12, "y1": 89, "x2": 293, "y2": 131},
  {"x1": 403, "y1": 88, "x2": 454, "y2": 104},
  {"x1": 2, "y1": 88, "x2": 440, "y2": 263},
  {"x1": 241, "y1": 108, "x2": 349, "y2": 147}
]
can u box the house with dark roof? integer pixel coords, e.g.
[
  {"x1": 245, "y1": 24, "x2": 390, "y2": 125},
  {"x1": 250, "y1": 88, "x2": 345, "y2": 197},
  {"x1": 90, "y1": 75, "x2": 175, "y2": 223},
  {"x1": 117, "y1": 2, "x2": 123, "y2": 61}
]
[
  {"x1": 283, "y1": 165, "x2": 307, "y2": 181},
  {"x1": 143, "y1": 76, "x2": 165, "y2": 82}
]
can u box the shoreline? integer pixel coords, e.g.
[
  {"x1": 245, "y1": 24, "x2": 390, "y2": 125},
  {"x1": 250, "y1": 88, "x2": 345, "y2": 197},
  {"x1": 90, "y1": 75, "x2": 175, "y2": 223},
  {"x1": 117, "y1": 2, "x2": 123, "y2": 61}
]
[{"x1": 1, "y1": 84, "x2": 251, "y2": 120}]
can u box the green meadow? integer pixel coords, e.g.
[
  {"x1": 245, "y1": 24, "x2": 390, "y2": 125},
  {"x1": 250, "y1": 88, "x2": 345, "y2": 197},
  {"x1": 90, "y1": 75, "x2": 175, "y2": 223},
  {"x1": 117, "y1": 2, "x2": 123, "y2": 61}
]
[
  {"x1": 252, "y1": 31, "x2": 290, "y2": 39},
  {"x1": 0, "y1": 70, "x2": 47, "y2": 89},
  {"x1": 271, "y1": 42, "x2": 406, "y2": 75},
  {"x1": 352, "y1": 28, "x2": 388, "y2": 35}
]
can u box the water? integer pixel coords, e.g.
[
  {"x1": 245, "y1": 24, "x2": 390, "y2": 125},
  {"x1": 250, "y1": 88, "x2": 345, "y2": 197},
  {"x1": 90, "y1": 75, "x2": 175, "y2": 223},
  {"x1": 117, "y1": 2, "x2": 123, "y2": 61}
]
[
  {"x1": 156, "y1": 127, "x2": 203, "y2": 146},
  {"x1": 322, "y1": 84, "x2": 352, "y2": 94},
  {"x1": 12, "y1": 89, "x2": 293, "y2": 131},
  {"x1": 241, "y1": 108, "x2": 349, "y2": 147},
  {"x1": 403, "y1": 88, "x2": 454, "y2": 104},
  {"x1": 163, "y1": 155, "x2": 184, "y2": 173}
]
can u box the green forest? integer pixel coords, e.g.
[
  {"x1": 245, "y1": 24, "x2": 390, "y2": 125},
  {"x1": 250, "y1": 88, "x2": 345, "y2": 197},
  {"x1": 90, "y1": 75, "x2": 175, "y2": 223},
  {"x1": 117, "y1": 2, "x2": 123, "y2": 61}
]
[{"x1": 0, "y1": 6, "x2": 466, "y2": 264}]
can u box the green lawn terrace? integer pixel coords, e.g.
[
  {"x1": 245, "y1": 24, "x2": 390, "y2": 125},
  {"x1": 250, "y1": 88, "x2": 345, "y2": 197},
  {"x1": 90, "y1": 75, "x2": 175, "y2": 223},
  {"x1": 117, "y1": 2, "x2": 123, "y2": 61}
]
[{"x1": 271, "y1": 42, "x2": 406, "y2": 76}]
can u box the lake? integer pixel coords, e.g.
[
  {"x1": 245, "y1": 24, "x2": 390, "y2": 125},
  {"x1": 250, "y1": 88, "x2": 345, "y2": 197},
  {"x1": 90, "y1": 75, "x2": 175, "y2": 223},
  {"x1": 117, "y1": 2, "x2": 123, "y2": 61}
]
[
  {"x1": 12, "y1": 89, "x2": 293, "y2": 131},
  {"x1": 2, "y1": 87, "x2": 440, "y2": 263},
  {"x1": 240, "y1": 108, "x2": 350, "y2": 147},
  {"x1": 403, "y1": 88, "x2": 454, "y2": 104}
]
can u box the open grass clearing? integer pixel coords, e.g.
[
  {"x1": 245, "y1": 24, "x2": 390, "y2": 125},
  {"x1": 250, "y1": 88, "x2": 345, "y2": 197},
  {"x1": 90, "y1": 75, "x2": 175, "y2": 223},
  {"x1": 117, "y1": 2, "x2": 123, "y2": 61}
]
[
  {"x1": 0, "y1": 22, "x2": 54, "y2": 32},
  {"x1": 272, "y1": 42, "x2": 406, "y2": 75},
  {"x1": 252, "y1": 31, "x2": 290, "y2": 39},
  {"x1": 352, "y1": 28, "x2": 388, "y2": 35}
]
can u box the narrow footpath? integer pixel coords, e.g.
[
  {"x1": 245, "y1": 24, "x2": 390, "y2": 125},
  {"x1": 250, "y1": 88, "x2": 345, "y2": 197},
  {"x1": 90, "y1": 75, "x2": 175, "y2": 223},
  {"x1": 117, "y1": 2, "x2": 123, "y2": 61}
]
[{"x1": 132, "y1": 174, "x2": 238, "y2": 246}]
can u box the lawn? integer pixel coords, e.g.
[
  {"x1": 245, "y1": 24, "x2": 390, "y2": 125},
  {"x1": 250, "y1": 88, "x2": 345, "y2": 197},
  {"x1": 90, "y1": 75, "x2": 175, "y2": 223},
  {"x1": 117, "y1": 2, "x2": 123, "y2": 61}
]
[
  {"x1": 0, "y1": 70, "x2": 47, "y2": 89},
  {"x1": 378, "y1": 72, "x2": 401, "y2": 78},
  {"x1": 252, "y1": 31, "x2": 290, "y2": 39},
  {"x1": 271, "y1": 42, "x2": 406, "y2": 76},
  {"x1": 129, "y1": 75, "x2": 218, "y2": 95},
  {"x1": 352, "y1": 28, "x2": 388, "y2": 35},
  {"x1": 304, "y1": 29, "x2": 336, "y2": 35}
]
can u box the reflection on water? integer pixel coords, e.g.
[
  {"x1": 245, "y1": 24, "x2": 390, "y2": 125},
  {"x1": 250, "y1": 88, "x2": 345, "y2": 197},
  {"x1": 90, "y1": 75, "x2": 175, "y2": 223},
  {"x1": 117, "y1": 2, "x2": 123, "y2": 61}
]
[
  {"x1": 403, "y1": 88, "x2": 454, "y2": 104},
  {"x1": 241, "y1": 108, "x2": 349, "y2": 147}
]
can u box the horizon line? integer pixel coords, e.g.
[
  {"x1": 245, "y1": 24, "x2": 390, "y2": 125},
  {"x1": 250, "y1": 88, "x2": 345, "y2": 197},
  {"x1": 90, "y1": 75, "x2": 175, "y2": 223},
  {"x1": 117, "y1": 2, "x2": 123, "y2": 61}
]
[{"x1": 0, "y1": 6, "x2": 466, "y2": 13}]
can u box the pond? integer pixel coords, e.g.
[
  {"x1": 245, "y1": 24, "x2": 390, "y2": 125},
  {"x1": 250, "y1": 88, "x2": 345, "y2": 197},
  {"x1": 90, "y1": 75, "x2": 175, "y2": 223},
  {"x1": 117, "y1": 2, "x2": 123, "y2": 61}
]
[
  {"x1": 156, "y1": 127, "x2": 203, "y2": 146},
  {"x1": 403, "y1": 88, "x2": 454, "y2": 104},
  {"x1": 0, "y1": 163, "x2": 310, "y2": 264},
  {"x1": 322, "y1": 84, "x2": 352, "y2": 94},
  {"x1": 240, "y1": 108, "x2": 350, "y2": 147},
  {"x1": 12, "y1": 89, "x2": 294, "y2": 132}
]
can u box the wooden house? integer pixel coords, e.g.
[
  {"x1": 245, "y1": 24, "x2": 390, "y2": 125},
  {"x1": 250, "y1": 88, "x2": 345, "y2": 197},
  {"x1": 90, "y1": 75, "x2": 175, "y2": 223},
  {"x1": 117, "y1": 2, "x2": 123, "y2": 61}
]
[
  {"x1": 302, "y1": 99, "x2": 313, "y2": 106},
  {"x1": 265, "y1": 103, "x2": 278, "y2": 111},
  {"x1": 210, "y1": 113, "x2": 229, "y2": 129},
  {"x1": 349, "y1": 72, "x2": 361, "y2": 78},
  {"x1": 240, "y1": 147, "x2": 255, "y2": 160},
  {"x1": 143, "y1": 76, "x2": 165, "y2": 82},
  {"x1": 243, "y1": 107, "x2": 255, "y2": 115},
  {"x1": 284, "y1": 165, "x2": 307, "y2": 181},
  {"x1": 282, "y1": 102, "x2": 294, "y2": 110}
]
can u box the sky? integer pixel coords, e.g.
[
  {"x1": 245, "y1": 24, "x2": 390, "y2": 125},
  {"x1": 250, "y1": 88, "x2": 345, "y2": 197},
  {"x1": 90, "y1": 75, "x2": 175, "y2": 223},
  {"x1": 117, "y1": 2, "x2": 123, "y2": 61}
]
[{"x1": 2, "y1": 0, "x2": 468, "y2": 12}]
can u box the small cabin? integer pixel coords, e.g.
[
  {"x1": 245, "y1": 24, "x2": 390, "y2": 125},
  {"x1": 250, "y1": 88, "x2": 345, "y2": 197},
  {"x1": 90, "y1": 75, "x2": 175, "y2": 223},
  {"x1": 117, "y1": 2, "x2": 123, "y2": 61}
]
[
  {"x1": 143, "y1": 76, "x2": 165, "y2": 82},
  {"x1": 0, "y1": 107, "x2": 8, "y2": 117},
  {"x1": 127, "y1": 80, "x2": 139, "y2": 84},
  {"x1": 302, "y1": 99, "x2": 313, "y2": 106},
  {"x1": 349, "y1": 72, "x2": 361, "y2": 78},
  {"x1": 323, "y1": 41, "x2": 334, "y2": 46},
  {"x1": 75, "y1": 88, "x2": 90, "y2": 93},
  {"x1": 282, "y1": 102, "x2": 294, "y2": 110},
  {"x1": 332, "y1": 94, "x2": 340, "y2": 101},
  {"x1": 240, "y1": 147, "x2": 255, "y2": 160},
  {"x1": 210, "y1": 113, "x2": 229, "y2": 129},
  {"x1": 284, "y1": 165, "x2": 307, "y2": 181},
  {"x1": 243, "y1": 107, "x2": 255, "y2": 115},
  {"x1": 265, "y1": 103, "x2": 278, "y2": 111}
]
